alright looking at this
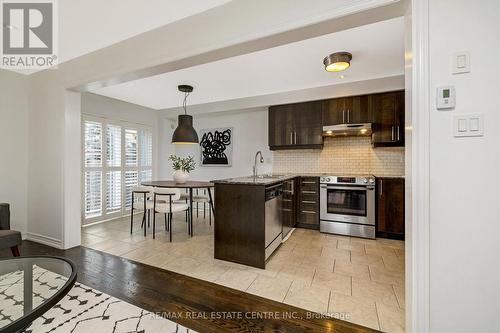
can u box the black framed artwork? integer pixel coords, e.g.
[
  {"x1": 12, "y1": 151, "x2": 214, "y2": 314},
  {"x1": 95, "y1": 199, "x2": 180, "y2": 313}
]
[{"x1": 199, "y1": 127, "x2": 233, "y2": 166}]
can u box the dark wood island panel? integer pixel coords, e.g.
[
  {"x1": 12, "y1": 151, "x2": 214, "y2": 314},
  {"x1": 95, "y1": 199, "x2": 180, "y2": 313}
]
[{"x1": 214, "y1": 183, "x2": 266, "y2": 268}]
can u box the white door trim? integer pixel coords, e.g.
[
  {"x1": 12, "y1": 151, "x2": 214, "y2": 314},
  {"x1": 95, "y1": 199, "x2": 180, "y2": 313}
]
[{"x1": 408, "y1": 0, "x2": 430, "y2": 331}]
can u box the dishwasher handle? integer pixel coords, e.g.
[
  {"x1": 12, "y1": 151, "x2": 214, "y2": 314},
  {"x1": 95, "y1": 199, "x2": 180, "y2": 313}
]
[{"x1": 265, "y1": 185, "x2": 283, "y2": 201}]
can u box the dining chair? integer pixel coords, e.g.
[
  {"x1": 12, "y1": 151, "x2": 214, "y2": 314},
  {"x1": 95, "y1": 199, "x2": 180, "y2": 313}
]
[
  {"x1": 152, "y1": 188, "x2": 189, "y2": 241},
  {"x1": 130, "y1": 186, "x2": 154, "y2": 236},
  {"x1": 192, "y1": 189, "x2": 212, "y2": 225}
]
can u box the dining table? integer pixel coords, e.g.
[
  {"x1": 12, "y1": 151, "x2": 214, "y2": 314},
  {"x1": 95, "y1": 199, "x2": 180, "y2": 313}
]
[{"x1": 141, "y1": 180, "x2": 215, "y2": 237}]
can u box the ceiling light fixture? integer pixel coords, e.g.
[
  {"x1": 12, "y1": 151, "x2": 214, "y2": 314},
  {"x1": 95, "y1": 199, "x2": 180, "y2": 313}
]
[
  {"x1": 323, "y1": 52, "x2": 352, "y2": 72},
  {"x1": 172, "y1": 85, "x2": 199, "y2": 144}
]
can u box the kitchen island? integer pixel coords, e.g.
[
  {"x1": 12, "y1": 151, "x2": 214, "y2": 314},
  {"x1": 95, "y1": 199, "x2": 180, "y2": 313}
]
[{"x1": 213, "y1": 175, "x2": 296, "y2": 269}]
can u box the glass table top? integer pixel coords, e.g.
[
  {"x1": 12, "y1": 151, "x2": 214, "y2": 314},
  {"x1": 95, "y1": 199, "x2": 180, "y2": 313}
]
[{"x1": 0, "y1": 256, "x2": 76, "y2": 332}]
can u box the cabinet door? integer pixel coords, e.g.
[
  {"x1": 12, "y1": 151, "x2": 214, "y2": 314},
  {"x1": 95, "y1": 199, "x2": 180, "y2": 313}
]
[
  {"x1": 297, "y1": 177, "x2": 319, "y2": 229},
  {"x1": 323, "y1": 98, "x2": 345, "y2": 125},
  {"x1": 377, "y1": 178, "x2": 405, "y2": 239},
  {"x1": 349, "y1": 95, "x2": 371, "y2": 123},
  {"x1": 294, "y1": 101, "x2": 323, "y2": 146},
  {"x1": 269, "y1": 105, "x2": 295, "y2": 148},
  {"x1": 372, "y1": 91, "x2": 405, "y2": 146}
]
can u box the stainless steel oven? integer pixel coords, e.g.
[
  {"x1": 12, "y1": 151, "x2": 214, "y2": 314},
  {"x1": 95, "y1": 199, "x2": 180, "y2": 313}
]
[{"x1": 320, "y1": 175, "x2": 375, "y2": 239}]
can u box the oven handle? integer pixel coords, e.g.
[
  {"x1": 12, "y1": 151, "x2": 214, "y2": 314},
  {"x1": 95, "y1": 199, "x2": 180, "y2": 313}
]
[{"x1": 320, "y1": 185, "x2": 374, "y2": 191}]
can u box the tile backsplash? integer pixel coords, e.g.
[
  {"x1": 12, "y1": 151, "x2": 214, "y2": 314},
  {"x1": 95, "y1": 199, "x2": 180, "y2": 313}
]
[{"x1": 272, "y1": 137, "x2": 404, "y2": 176}]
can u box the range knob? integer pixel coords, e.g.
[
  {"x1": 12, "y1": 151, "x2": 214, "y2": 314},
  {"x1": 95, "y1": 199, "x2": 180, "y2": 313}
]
[
  {"x1": 325, "y1": 177, "x2": 331, "y2": 183},
  {"x1": 363, "y1": 178, "x2": 368, "y2": 184},
  {"x1": 369, "y1": 178, "x2": 375, "y2": 184}
]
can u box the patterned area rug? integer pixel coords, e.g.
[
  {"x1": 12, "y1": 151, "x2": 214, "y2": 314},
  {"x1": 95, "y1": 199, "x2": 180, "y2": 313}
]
[{"x1": 0, "y1": 267, "x2": 194, "y2": 332}]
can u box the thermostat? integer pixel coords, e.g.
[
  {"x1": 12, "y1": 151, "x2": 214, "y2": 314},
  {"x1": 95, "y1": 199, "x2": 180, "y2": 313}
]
[{"x1": 436, "y1": 86, "x2": 455, "y2": 110}]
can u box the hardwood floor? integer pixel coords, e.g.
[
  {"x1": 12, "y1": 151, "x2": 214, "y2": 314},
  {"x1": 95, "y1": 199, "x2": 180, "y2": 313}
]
[{"x1": 0, "y1": 241, "x2": 379, "y2": 333}]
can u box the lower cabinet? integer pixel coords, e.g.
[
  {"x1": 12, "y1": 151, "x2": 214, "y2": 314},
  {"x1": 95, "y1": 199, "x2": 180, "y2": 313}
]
[
  {"x1": 376, "y1": 177, "x2": 405, "y2": 239},
  {"x1": 297, "y1": 177, "x2": 320, "y2": 229}
]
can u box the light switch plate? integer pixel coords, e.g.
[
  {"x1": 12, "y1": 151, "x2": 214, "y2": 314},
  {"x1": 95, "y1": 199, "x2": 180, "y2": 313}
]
[
  {"x1": 454, "y1": 114, "x2": 484, "y2": 137},
  {"x1": 452, "y1": 51, "x2": 470, "y2": 74}
]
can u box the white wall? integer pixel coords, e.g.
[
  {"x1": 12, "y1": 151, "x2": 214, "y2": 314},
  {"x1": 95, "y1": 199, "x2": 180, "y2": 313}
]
[
  {"x1": 0, "y1": 70, "x2": 28, "y2": 235},
  {"x1": 160, "y1": 108, "x2": 272, "y2": 181},
  {"x1": 429, "y1": 1, "x2": 500, "y2": 332}
]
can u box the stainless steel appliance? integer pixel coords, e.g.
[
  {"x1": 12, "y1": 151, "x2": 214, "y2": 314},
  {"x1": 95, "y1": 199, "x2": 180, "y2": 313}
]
[
  {"x1": 265, "y1": 183, "x2": 283, "y2": 259},
  {"x1": 281, "y1": 178, "x2": 295, "y2": 240},
  {"x1": 320, "y1": 175, "x2": 375, "y2": 239},
  {"x1": 322, "y1": 123, "x2": 372, "y2": 137}
]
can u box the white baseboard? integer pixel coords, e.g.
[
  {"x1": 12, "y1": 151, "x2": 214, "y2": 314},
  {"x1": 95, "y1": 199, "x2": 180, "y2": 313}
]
[{"x1": 25, "y1": 232, "x2": 63, "y2": 249}]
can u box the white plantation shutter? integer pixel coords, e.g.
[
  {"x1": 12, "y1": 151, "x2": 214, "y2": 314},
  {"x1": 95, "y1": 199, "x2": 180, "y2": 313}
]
[
  {"x1": 141, "y1": 169, "x2": 152, "y2": 182},
  {"x1": 84, "y1": 171, "x2": 101, "y2": 218},
  {"x1": 125, "y1": 129, "x2": 138, "y2": 166},
  {"x1": 106, "y1": 171, "x2": 121, "y2": 213},
  {"x1": 84, "y1": 121, "x2": 101, "y2": 167},
  {"x1": 83, "y1": 116, "x2": 153, "y2": 222},
  {"x1": 106, "y1": 124, "x2": 121, "y2": 167},
  {"x1": 140, "y1": 130, "x2": 153, "y2": 167},
  {"x1": 124, "y1": 171, "x2": 138, "y2": 209}
]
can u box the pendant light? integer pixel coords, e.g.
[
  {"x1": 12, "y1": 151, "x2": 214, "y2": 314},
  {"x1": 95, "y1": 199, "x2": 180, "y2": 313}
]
[
  {"x1": 172, "y1": 85, "x2": 199, "y2": 144},
  {"x1": 323, "y1": 52, "x2": 352, "y2": 72}
]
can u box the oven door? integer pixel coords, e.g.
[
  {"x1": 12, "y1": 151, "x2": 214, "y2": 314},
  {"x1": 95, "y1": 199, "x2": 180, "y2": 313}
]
[{"x1": 320, "y1": 184, "x2": 375, "y2": 225}]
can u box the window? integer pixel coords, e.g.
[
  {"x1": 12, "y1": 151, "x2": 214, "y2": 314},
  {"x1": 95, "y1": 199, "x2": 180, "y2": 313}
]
[{"x1": 82, "y1": 117, "x2": 153, "y2": 223}]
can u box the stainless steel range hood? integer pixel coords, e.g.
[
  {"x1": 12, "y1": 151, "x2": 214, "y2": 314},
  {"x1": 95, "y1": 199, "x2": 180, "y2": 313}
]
[{"x1": 322, "y1": 123, "x2": 372, "y2": 137}]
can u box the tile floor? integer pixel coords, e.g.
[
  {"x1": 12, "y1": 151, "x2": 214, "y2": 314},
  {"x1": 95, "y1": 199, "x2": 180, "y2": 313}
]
[{"x1": 82, "y1": 212, "x2": 405, "y2": 332}]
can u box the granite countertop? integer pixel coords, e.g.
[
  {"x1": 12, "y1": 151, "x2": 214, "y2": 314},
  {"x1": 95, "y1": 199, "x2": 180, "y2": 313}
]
[
  {"x1": 212, "y1": 174, "x2": 299, "y2": 186},
  {"x1": 213, "y1": 173, "x2": 405, "y2": 185}
]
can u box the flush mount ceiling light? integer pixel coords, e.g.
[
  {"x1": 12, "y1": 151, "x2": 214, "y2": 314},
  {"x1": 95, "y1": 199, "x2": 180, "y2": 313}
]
[
  {"x1": 323, "y1": 52, "x2": 352, "y2": 72},
  {"x1": 172, "y1": 84, "x2": 199, "y2": 144}
]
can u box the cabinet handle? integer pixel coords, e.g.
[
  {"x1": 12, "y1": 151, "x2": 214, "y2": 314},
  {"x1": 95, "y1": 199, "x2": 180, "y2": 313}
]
[
  {"x1": 379, "y1": 180, "x2": 383, "y2": 197},
  {"x1": 302, "y1": 181, "x2": 316, "y2": 184},
  {"x1": 301, "y1": 190, "x2": 316, "y2": 194},
  {"x1": 347, "y1": 109, "x2": 350, "y2": 123},
  {"x1": 290, "y1": 132, "x2": 293, "y2": 144},
  {"x1": 397, "y1": 126, "x2": 400, "y2": 141},
  {"x1": 294, "y1": 131, "x2": 297, "y2": 144},
  {"x1": 301, "y1": 210, "x2": 317, "y2": 214},
  {"x1": 342, "y1": 110, "x2": 345, "y2": 123},
  {"x1": 301, "y1": 200, "x2": 317, "y2": 204},
  {"x1": 391, "y1": 126, "x2": 395, "y2": 141}
]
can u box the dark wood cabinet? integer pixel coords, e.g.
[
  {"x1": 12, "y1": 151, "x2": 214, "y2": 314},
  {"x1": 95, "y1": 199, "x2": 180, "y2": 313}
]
[
  {"x1": 376, "y1": 177, "x2": 405, "y2": 240},
  {"x1": 323, "y1": 95, "x2": 371, "y2": 126},
  {"x1": 269, "y1": 90, "x2": 405, "y2": 149},
  {"x1": 372, "y1": 91, "x2": 405, "y2": 147},
  {"x1": 297, "y1": 177, "x2": 319, "y2": 229},
  {"x1": 269, "y1": 101, "x2": 323, "y2": 150}
]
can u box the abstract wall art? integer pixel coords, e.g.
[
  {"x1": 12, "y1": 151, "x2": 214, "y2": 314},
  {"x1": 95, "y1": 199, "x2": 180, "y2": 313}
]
[{"x1": 199, "y1": 127, "x2": 233, "y2": 166}]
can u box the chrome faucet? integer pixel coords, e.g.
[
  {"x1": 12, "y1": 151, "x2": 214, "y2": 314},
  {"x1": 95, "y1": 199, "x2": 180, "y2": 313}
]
[{"x1": 253, "y1": 151, "x2": 264, "y2": 179}]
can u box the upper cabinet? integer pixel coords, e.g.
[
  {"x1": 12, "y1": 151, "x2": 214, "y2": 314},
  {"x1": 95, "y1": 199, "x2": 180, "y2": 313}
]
[
  {"x1": 323, "y1": 95, "x2": 371, "y2": 125},
  {"x1": 268, "y1": 90, "x2": 405, "y2": 150},
  {"x1": 269, "y1": 101, "x2": 323, "y2": 150},
  {"x1": 371, "y1": 91, "x2": 405, "y2": 147}
]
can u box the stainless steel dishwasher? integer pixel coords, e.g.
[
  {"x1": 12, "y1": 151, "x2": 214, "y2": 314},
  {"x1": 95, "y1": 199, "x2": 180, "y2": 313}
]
[{"x1": 265, "y1": 183, "x2": 283, "y2": 260}]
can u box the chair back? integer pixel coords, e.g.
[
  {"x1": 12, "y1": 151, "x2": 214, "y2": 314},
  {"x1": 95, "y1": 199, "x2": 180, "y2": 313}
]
[
  {"x1": 0, "y1": 203, "x2": 10, "y2": 230},
  {"x1": 131, "y1": 186, "x2": 153, "y2": 200},
  {"x1": 153, "y1": 187, "x2": 181, "y2": 202}
]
